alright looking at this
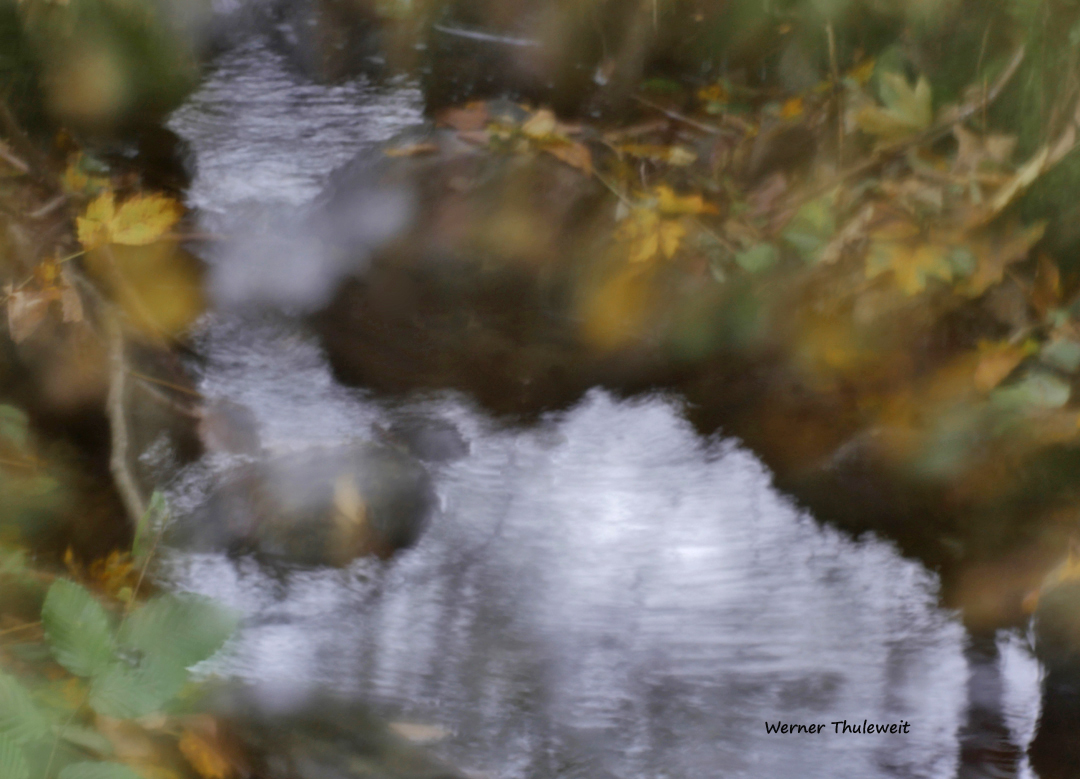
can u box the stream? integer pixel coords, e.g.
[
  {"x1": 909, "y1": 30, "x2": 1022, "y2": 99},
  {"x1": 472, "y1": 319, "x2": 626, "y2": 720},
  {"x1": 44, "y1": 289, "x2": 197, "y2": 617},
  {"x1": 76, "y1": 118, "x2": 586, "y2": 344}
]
[{"x1": 158, "y1": 31, "x2": 1045, "y2": 779}]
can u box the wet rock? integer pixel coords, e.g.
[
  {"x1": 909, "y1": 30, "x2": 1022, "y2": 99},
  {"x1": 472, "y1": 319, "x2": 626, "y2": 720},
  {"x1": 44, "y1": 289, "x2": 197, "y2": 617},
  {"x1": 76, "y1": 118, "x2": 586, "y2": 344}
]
[
  {"x1": 381, "y1": 416, "x2": 469, "y2": 464},
  {"x1": 176, "y1": 440, "x2": 436, "y2": 566},
  {"x1": 211, "y1": 683, "x2": 466, "y2": 779},
  {"x1": 311, "y1": 131, "x2": 671, "y2": 418}
]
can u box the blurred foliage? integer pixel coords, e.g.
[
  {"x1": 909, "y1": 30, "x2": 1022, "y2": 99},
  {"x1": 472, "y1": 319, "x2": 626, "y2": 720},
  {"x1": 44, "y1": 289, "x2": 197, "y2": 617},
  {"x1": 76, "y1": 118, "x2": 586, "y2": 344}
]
[
  {"x1": 0, "y1": 489, "x2": 240, "y2": 779},
  {"x1": 2, "y1": 0, "x2": 199, "y2": 130}
]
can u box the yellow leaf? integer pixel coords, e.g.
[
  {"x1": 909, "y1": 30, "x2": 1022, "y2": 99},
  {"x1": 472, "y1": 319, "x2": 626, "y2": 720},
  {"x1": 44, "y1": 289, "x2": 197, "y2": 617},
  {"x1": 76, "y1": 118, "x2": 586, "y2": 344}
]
[
  {"x1": 77, "y1": 192, "x2": 182, "y2": 249},
  {"x1": 847, "y1": 58, "x2": 876, "y2": 85},
  {"x1": 655, "y1": 185, "x2": 717, "y2": 215},
  {"x1": 522, "y1": 109, "x2": 558, "y2": 139},
  {"x1": 866, "y1": 236, "x2": 952, "y2": 295},
  {"x1": 108, "y1": 194, "x2": 183, "y2": 246},
  {"x1": 780, "y1": 97, "x2": 804, "y2": 120},
  {"x1": 856, "y1": 72, "x2": 932, "y2": 141},
  {"x1": 179, "y1": 728, "x2": 234, "y2": 779},
  {"x1": 630, "y1": 231, "x2": 660, "y2": 264},
  {"x1": 76, "y1": 192, "x2": 117, "y2": 250},
  {"x1": 660, "y1": 220, "x2": 686, "y2": 259}
]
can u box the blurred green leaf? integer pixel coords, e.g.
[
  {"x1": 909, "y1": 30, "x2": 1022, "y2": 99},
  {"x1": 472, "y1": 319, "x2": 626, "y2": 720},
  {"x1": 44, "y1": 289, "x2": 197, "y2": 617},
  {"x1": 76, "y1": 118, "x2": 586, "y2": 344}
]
[
  {"x1": 0, "y1": 674, "x2": 50, "y2": 744},
  {"x1": 0, "y1": 406, "x2": 29, "y2": 450},
  {"x1": 1042, "y1": 338, "x2": 1080, "y2": 373},
  {"x1": 735, "y1": 244, "x2": 780, "y2": 273},
  {"x1": 88, "y1": 661, "x2": 175, "y2": 720},
  {"x1": 58, "y1": 761, "x2": 142, "y2": 779},
  {"x1": 42, "y1": 580, "x2": 115, "y2": 678},
  {"x1": 0, "y1": 735, "x2": 29, "y2": 779},
  {"x1": 118, "y1": 593, "x2": 237, "y2": 671}
]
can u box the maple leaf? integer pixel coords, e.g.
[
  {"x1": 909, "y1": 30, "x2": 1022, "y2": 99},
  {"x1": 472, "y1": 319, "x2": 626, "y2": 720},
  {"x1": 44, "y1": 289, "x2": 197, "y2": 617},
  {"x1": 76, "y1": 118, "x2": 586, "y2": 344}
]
[
  {"x1": 856, "y1": 72, "x2": 933, "y2": 141},
  {"x1": 865, "y1": 220, "x2": 953, "y2": 295},
  {"x1": 617, "y1": 208, "x2": 686, "y2": 263},
  {"x1": 77, "y1": 192, "x2": 183, "y2": 250}
]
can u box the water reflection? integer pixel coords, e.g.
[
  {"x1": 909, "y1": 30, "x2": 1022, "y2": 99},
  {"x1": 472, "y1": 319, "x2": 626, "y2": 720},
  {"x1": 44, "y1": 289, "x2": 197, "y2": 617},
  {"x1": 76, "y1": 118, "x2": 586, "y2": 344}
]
[{"x1": 165, "y1": 391, "x2": 1043, "y2": 779}]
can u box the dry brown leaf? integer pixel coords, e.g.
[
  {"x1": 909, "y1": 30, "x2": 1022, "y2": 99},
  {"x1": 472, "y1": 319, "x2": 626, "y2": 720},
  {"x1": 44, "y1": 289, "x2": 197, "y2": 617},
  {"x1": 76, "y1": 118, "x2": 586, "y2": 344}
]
[
  {"x1": 384, "y1": 143, "x2": 439, "y2": 158},
  {"x1": 957, "y1": 222, "x2": 1046, "y2": 297},
  {"x1": 60, "y1": 284, "x2": 84, "y2": 323},
  {"x1": 1031, "y1": 252, "x2": 1061, "y2": 318},
  {"x1": 6, "y1": 288, "x2": 51, "y2": 343},
  {"x1": 544, "y1": 141, "x2": 593, "y2": 175},
  {"x1": 820, "y1": 204, "x2": 874, "y2": 265},
  {"x1": 522, "y1": 109, "x2": 557, "y2": 140},
  {"x1": 974, "y1": 341, "x2": 1029, "y2": 393},
  {"x1": 180, "y1": 728, "x2": 235, "y2": 779}
]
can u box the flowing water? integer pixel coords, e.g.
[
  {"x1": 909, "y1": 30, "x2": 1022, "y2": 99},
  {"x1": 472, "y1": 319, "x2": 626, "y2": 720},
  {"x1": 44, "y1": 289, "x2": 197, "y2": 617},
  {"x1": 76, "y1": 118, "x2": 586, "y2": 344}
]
[{"x1": 162, "y1": 31, "x2": 1045, "y2": 779}]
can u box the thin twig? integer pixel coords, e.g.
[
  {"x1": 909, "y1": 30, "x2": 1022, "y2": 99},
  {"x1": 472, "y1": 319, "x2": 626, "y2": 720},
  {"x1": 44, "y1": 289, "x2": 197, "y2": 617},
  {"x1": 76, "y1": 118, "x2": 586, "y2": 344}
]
[
  {"x1": 631, "y1": 95, "x2": 729, "y2": 135},
  {"x1": 0, "y1": 142, "x2": 30, "y2": 175},
  {"x1": 0, "y1": 621, "x2": 41, "y2": 639},
  {"x1": 28, "y1": 194, "x2": 69, "y2": 221},
  {"x1": 104, "y1": 310, "x2": 146, "y2": 525}
]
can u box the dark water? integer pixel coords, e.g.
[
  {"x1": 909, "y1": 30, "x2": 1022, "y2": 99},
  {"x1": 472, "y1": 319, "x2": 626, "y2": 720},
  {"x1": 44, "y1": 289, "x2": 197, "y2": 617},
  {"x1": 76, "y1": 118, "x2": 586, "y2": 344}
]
[{"x1": 163, "y1": 32, "x2": 1044, "y2": 779}]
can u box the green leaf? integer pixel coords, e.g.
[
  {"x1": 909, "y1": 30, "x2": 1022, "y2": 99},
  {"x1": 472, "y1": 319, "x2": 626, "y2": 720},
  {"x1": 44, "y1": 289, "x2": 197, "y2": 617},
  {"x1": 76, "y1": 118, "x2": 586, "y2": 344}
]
[
  {"x1": 0, "y1": 734, "x2": 29, "y2": 779},
  {"x1": 0, "y1": 406, "x2": 29, "y2": 450},
  {"x1": 57, "y1": 726, "x2": 114, "y2": 758},
  {"x1": 735, "y1": 244, "x2": 779, "y2": 273},
  {"x1": 0, "y1": 674, "x2": 50, "y2": 744},
  {"x1": 1042, "y1": 339, "x2": 1080, "y2": 373},
  {"x1": 783, "y1": 195, "x2": 836, "y2": 263},
  {"x1": 992, "y1": 371, "x2": 1072, "y2": 412},
  {"x1": 119, "y1": 593, "x2": 237, "y2": 671},
  {"x1": 88, "y1": 661, "x2": 176, "y2": 720},
  {"x1": 42, "y1": 580, "x2": 115, "y2": 678},
  {"x1": 58, "y1": 761, "x2": 143, "y2": 779}
]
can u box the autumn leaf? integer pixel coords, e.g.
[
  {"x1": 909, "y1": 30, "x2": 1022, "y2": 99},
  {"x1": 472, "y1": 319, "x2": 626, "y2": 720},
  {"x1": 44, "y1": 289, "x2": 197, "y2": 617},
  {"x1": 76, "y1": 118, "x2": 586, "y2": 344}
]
[
  {"x1": 384, "y1": 143, "x2": 439, "y2": 158},
  {"x1": 956, "y1": 222, "x2": 1046, "y2": 297},
  {"x1": 179, "y1": 728, "x2": 234, "y2": 779},
  {"x1": 522, "y1": 109, "x2": 558, "y2": 140},
  {"x1": 654, "y1": 185, "x2": 718, "y2": 216},
  {"x1": 544, "y1": 141, "x2": 593, "y2": 175},
  {"x1": 617, "y1": 145, "x2": 698, "y2": 166},
  {"x1": 5, "y1": 287, "x2": 52, "y2": 343},
  {"x1": 617, "y1": 208, "x2": 686, "y2": 263},
  {"x1": 856, "y1": 72, "x2": 932, "y2": 141},
  {"x1": 77, "y1": 192, "x2": 183, "y2": 250},
  {"x1": 1031, "y1": 253, "x2": 1061, "y2": 318},
  {"x1": 865, "y1": 220, "x2": 953, "y2": 295},
  {"x1": 660, "y1": 220, "x2": 686, "y2": 259},
  {"x1": 974, "y1": 341, "x2": 1032, "y2": 393},
  {"x1": 780, "y1": 97, "x2": 804, "y2": 120}
]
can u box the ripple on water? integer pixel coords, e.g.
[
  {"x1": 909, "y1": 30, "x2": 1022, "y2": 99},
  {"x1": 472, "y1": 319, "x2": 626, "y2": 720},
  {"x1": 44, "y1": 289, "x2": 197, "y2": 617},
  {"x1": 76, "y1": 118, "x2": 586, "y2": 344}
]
[{"x1": 166, "y1": 391, "x2": 988, "y2": 779}]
